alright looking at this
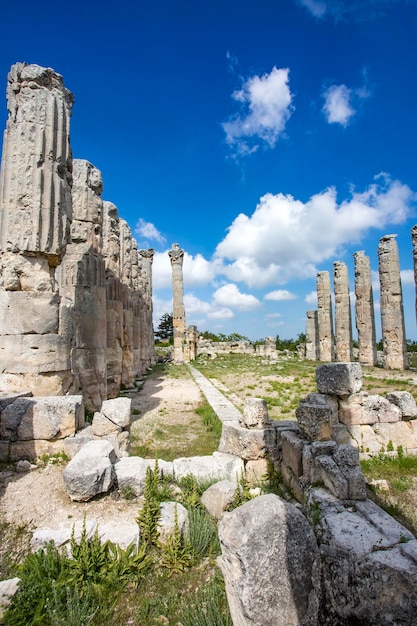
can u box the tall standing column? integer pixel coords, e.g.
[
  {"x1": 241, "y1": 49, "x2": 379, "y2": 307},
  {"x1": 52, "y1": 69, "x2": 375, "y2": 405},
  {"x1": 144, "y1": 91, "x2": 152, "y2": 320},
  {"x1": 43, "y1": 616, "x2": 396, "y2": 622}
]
[
  {"x1": 139, "y1": 249, "x2": 155, "y2": 370},
  {"x1": 378, "y1": 234, "x2": 408, "y2": 369},
  {"x1": 120, "y1": 219, "x2": 134, "y2": 387},
  {"x1": 333, "y1": 261, "x2": 353, "y2": 362},
  {"x1": 305, "y1": 310, "x2": 319, "y2": 360},
  {"x1": 317, "y1": 271, "x2": 334, "y2": 362},
  {"x1": 412, "y1": 225, "x2": 417, "y2": 333},
  {"x1": 0, "y1": 63, "x2": 73, "y2": 395},
  {"x1": 58, "y1": 159, "x2": 106, "y2": 411},
  {"x1": 168, "y1": 243, "x2": 187, "y2": 363},
  {"x1": 353, "y1": 251, "x2": 377, "y2": 366}
]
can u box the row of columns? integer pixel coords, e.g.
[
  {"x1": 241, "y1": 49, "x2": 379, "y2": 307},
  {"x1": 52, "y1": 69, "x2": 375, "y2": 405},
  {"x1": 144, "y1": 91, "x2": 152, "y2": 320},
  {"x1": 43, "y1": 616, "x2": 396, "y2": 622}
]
[
  {"x1": 0, "y1": 63, "x2": 156, "y2": 410},
  {"x1": 306, "y1": 233, "x2": 409, "y2": 369}
]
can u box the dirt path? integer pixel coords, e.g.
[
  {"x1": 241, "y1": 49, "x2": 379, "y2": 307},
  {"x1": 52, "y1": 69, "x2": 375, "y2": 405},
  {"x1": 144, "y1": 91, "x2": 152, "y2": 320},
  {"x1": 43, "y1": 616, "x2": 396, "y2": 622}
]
[{"x1": 0, "y1": 371, "x2": 202, "y2": 533}]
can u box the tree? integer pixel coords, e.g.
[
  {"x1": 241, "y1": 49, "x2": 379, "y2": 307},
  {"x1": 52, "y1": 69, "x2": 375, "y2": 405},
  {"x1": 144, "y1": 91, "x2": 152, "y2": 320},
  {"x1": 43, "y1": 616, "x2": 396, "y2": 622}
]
[{"x1": 155, "y1": 313, "x2": 173, "y2": 343}]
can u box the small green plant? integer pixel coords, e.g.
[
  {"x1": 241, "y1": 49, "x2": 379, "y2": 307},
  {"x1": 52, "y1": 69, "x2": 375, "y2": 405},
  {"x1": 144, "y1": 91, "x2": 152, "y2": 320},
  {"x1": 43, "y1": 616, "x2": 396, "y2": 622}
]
[
  {"x1": 120, "y1": 484, "x2": 136, "y2": 500},
  {"x1": 186, "y1": 508, "x2": 219, "y2": 560},
  {"x1": 159, "y1": 505, "x2": 192, "y2": 576},
  {"x1": 137, "y1": 464, "x2": 161, "y2": 546},
  {"x1": 387, "y1": 440, "x2": 394, "y2": 452},
  {"x1": 46, "y1": 585, "x2": 98, "y2": 626}
]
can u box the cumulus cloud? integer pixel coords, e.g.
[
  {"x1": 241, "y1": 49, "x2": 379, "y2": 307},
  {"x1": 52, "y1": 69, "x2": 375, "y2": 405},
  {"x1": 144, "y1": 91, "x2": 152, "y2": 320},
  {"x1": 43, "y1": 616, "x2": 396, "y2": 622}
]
[
  {"x1": 322, "y1": 84, "x2": 355, "y2": 126},
  {"x1": 264, "y1": 290, "x2": 297, "y2": 301},
  {"x1": 152, "y1": 250, "x2": 216, "y2": 289},
  {"x1": 134, "y1": 218, "x2": 166, "y2": 245},
  {"x1": 266, "y1": 312, "x2": 282, "y2": 319},
  {"x1": 222, "y1": 66, "x2": 293, "y2": 156},
  {"x1": 213, "y1": 283, "x2": 261, "y2": 310},
  {"x1": 215, "y1": 174, "x2": 415, "y2": 288},
  {"x1": 208, "y1": 307, "x2": 235, "y2": 320},
  {"x1": 298, "y1": 0, "x2": 327, "y2": 18},
  {"x1": 401, "y1": 269, "x2": 415, "y2": 285},
  {"x1": 305, "y1": 291, "x2": 318, "y2": 305}
]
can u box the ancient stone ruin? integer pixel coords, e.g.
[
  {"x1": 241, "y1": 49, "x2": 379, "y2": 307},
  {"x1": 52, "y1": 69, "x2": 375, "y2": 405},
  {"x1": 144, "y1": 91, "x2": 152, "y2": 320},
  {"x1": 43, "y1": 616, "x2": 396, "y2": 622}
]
[
  {"x1": 307, "y1": 231, "x2": 414, "y2": 369},
  {"x1": 0, "y1": 62, "x2": 156, "y2": 460}
]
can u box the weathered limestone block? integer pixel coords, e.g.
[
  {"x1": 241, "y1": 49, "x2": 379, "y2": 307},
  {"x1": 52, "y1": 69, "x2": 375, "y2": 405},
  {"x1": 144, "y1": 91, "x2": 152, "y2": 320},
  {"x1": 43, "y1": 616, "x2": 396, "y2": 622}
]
[
  {"x1": 101, "y1": 397, "x2": 131, "y2": 429},
  {"x1": 63, "y1": 440, "x2": 116, "y2": 501},
  {"x1": 310, "y1": 489, "x2": 417, "y2": 625},
  {"x1": 273, "y1": 419, "x2": 300, "y2": 444},
  {"x1": 0, "y1": 578, "x2": 20, "y2": 621},
  {"x1": 315, "y1": 455, "x2": 349, "y2": 500},
  {"x1": 144, "y1": 458, "x2": 174, "y2": 478},
  {"x1": 281, "y1": 430, "x2": 305, "y2": 477},
  {"x1": 0, "y1": 395, "x2": 83, "y2": 441},
  {"x1": 98, "y1": 521, "x2": 140, "y2": 549},
  {"x1": 0, "y1": 334, "x2": 70, "y2": 374},
  {"x1": 157, "y1": 502, "x2": 188, "y2": 544},
  {"x1": 201, "y1": 479, "x2": 238, "y2": 519},
  {"x1": 173, "y1": 452, "x2": 244, "y2": 483},
  {"x1": 114, "y1": 456, "x2": 148, "y2": 496},
  {"x1": 305, "y1": 310, "x2": 319, "y2": 360},
  {"x1": 239, "y1": 397, "x2": 271, "y2": 429},
  {"x1": 354, "y1": 250, "x2": 377, "y2": 366},
  {"x1": 302, "y1": 441, "x2": 337, "y2": 484},
  {"x1": 339, "y1": 393, "x2": 402, "y2": 426},
  {"x1": 386, "y1": 391, "x2": 417, "y2": 419},
  {"x1": 63, "y1": 425, "x2": 95, "y2": 459},
  {"x1": 378, "y1": 234, "x2": 409, "y2": 370},
  {"x1": 9, "y1": 439, "x2": 66, "y2": 462},
  {"x1": 374, "y1": 421, "x2": 417, "y2": 452},
  {"x1": 218, "y1": 420, "x2": 277, "y2": 460},
  {"x1": 0, "y1": 292, "x2": 60, "y2": 335},
  {"x1": 245, "y1": 458, "x2": 269, "y2": 485},
  {"x1": 92, "y1": 412, "x2": 121, "y2": 437},
  {"x1": 316, "y1": 362, "x2": 362, "y2": 396},
  {"x1": 218, "y1": 494, "x2": 320, "y2": 626},
  {"x1": 296, "y1": 393, "x2": 338, "y2": 441},
  {"x1": 333, "y1": 261, "x2": 353, "y2": 362},
  {"x1": 31, "y1": 518, "x2": 99, "y2": 551}
]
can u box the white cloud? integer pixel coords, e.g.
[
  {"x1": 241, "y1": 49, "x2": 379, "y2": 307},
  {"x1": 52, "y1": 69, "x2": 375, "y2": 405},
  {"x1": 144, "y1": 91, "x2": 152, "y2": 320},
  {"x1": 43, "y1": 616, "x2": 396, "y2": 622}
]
[
  {"x1": 305, "y1": 291, "x2": 318, "y2": 305},
  {"x1": 208, "y1": 307, "x2": 235, "y2": 320},
  {"x1": 371, "y1": 270, "x2": 380, "y2": 292},
  {"x1": 266, "y1": 312, "x2": 282, "y2": 319},
  {"x1": 215, "y1": 174, "x2": 415, "y2": 288},
  {"x1": 298, "y1": 0, "x2": 327, "y2": 18},
  {"x1": 264, "y1": 289, "x2": 297, "y2": 301},
  {"x1": 213, "y1": 283, "x2": 261, "y2": 310},
  {"x1": 184, "y1": 293, "x2": 212, "y2": 314},
  {"x1": 152, "y1": 249, "x2": 216, "y2": 289},
  {"x1": 322, "y1": 84, "x2": 355, "y2": 126},
  {"x1": 134, "y1": 218, "x2": 166, "y2": 245},
  {"x1": 401, "y1": 269, "x2": 415, "y2": 285},
  {"x1": 222, "y1": 67, "x2": 293, "y2": 156}
]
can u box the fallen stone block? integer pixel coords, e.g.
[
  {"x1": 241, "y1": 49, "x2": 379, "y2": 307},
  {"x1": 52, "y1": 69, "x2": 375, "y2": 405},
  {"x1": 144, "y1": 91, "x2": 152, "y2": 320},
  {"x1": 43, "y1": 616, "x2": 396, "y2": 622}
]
[
  {"x1": 63, "y1": 440, "x2": 116, "y2": 501},
  {"x1": 296, "y1": 393, "x2": 338, "y2": 441},
  {"x1": 157, "y1": 501, "x2": 188, "y2": 544},
  {"x1": 100, "y1": 397, "x2": 131, "y2": 428},
  {"x1": 239, "y1": 397, "x2": 272, "y2": 429},
  {"x1": 316, "y1": 362, "x2": 362, "y2": 395},
  {"x1": 245, "y1": 458, "x2": 269, "y2": 485},
  {"x1": 281, "y1": 430, "x2": 305, "y2": 477},
  {"x1": 218, "y1": 420, "x2": 277, "y2": 460},
  {"x1": 0, "y1": 578, "x2": 20, "y2": 621},
  {"x1": 315, "y1": 455, "x2": 349, "y2": 500},
  {"x1": 386, "y1": 391, "x2": 417, "y2": 419},
  {"x1": 114, "y1": 456, "x2": 148, "y2": 496},
  {"x1": 63, "y1": 425, "x2": 95, "y2": 459},
  {"x1": 173, "y1": 452, "x2": 244, "y2": 483},
  {"x1": 201, "y1": 479, "x2": 238, "y2": 519},
  {"x1": 339, "y1": 393, "x2": 402, "y2": 426}
]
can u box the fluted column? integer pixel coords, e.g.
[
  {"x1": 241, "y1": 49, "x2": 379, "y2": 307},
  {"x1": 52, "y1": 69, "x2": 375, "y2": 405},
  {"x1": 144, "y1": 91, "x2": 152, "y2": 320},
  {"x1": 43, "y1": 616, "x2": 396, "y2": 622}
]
[
  {"x1": 333, "y1": 261, "x2": 353, "y2": 362},
  {"x1": 168, "y1": 243, "x2": 187, "y2": 362},
  {"x1": 138, "y1": 248, "x2": 155, "y2": 370},
  {"x1": 353, "y1": 250, "x2": 377, "y2": 366},
  {"x1": 317, "y1": 271, "x2": 334, "y2": 362},
  {"x1": 378, "y1": 234, "x2": 408, "y2": 369}
]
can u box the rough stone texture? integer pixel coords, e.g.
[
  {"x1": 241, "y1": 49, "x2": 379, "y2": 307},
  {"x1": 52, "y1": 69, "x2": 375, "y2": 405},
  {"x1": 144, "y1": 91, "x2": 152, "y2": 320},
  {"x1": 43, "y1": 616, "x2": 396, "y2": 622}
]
[
  {"x1": 157, "y1": 501, "x2": 188, "y2": 544},
  {"x1": 316, "y1": 271, "x2": 334, "y2": 362},
  {"x1": 309, "y1": 488, "x2": 417, "y2": 625},
  {"x1": 218, "y1": 420, "x2": 277, "y2": 460},
  {"x1": 316, "y1": 362, "x2": 362, "y2": 396},
  {"x1": 168, "y1": 243, "x2": 187, "y2": 362},
  {"x1": 245, "y1": 459, "x2": 269, "y2": 485},
  {"x1": 386, "y1": 391, "x2": 417, "y2": 419},
  {"x1": 296, "y1": 393, "x2": 338, "y2": 441},
  {"x1": 339, "y1": 393, "x2": 402, "y2": 426},
  {"x1": 281, "y1": 430, "x2": 305, "y2": 477},
  {"x1": 200, "y1": 479, "x2": 238, "y2": 519},
  {"x1": 0, "y1": 395, "x2": 83, "y2": 442},
  {"x1": 63, "y1": 440, "x2": 116, "y2": 501},
  {"x1": 63, "y1": 425, "x2": 94, "y2": 458},
  {"x1": 333, "y1": 261, "x2": 353, "y2": 362},
  {"x1": 138, "y1": 248, "x2": 156, "y2": 372},
  {"x1": 378, "y1": 234, "x2": 409, "y2": 369},
  {"x1": 114, "y1": 455, "x2": 148, "y2": 496},
  {"x1": 58, "y1": 159, "x2": 107, "y2": 411},
  {"x1": 0, "y1": 63, "x2": 73, "y2": 397},
  {"x1": 0, "y1": 578, "x2": 20, "y2": 620},
  {"x1": 239, "y1": 397, "x2": 272, "y2": 429},
  {"x1": 173, "y1": 452, "x2": 244, "y2": 483},
  {"x1": 120, "y1": 219, "x2": 134, "y2": 386},
  {"x1": 98, "y1": 521, "x2": 140, "y2": 549},
  {"x1": 101, "y1": 397, "x2": 131, "y2": 428},
  {"x1": 218, "y1": 494, "x2": 320, "y2": 626},
  {"x1": 305, "y1": 310, "x2": 319, "y2": 360},
  {"x1": 353, "y1": 250, "x2": 377, "y2": 366}
]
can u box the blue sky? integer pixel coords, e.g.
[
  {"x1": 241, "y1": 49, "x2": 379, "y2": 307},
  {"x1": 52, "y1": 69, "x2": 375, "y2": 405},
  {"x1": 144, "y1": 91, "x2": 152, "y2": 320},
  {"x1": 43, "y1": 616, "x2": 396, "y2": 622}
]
[{"x1": 1, "y1": 0, "x2": 417, "y2": 341}]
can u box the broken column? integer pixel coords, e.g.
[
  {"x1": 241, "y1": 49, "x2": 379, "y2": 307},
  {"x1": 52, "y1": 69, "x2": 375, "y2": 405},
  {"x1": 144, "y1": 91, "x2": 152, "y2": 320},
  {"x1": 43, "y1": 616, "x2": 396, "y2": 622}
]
[
  {"x1": 58, "y1": 159, "x2": 107, "y2": 411},
  {"x1": 0, "y1": 63, "x2": 73, "y2": 395},
  {"x1": 317, "y1": 271, "x2": 334, "y2": 362},
  {"x1": 120, "y1": 219, "x2": 134, "y2": 387},
  {"x1": 333, "y1": 261, "x2": 353, "y2": 362},
  {"x1": 305, "y1": 310, "x2": 319, "y2": 360},
  {"x1": 168, "y1": 243, "x2": 187, "y2": 362},
  {"x1": 378, "y1": 235, "x2": 408, "y2": 369},
  {"x1": 102, "y1": 201, "x2": 123, "y2": 397},
  {"x1": 138, "y1": 248, "x2": 155, "y2": 371},
  {"x1": 353, "y1": 250, "x2": 377, "y2": 366}
]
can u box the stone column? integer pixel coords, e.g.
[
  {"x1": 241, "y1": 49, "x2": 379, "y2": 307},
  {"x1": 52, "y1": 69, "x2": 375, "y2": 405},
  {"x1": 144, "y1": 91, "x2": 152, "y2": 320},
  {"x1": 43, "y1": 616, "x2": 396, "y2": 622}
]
[
  {"x1": 353, "y1": 251, "x2": 377, "y2": 366},
  {"x1": 187, "y1": 325, "x2": 198, "y2": 360},
  {"x1": 412, "y1": 225, "x2": 417, "y2": 333},
  {"x1": 168, "y1": 243, "x2": 187, "y2": 363},
  {"x1": 305, "y1": 310, "x2": 319, "y2": 360},
  {"x1": 120, "y1": 219, "x2": 134, "y2": 387},
  {"x1": 102, "y1": 201, "x2": 123, "y2": 398},
  {"x1": 317, "y1": 271, "x2": 334, "y2": 362},
  {"x1": 333, "y1": 261, "x2": 353, "y2": 362},
  {"x1": 378, "y1": 234, "x2": 408, "y2": 369},
  {"x1": 131, "y1": 241, "x2": 141, "y2": 378},
  {"x1": 138, "y1": 248, "x2": 155, "y2": 371},
  {"x1": 58, "y1": 159, "x2": 106, "y2": 411},
  {"x1": 0, "y1": 63, "x2": 73, "y2": 395}
]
